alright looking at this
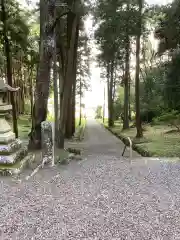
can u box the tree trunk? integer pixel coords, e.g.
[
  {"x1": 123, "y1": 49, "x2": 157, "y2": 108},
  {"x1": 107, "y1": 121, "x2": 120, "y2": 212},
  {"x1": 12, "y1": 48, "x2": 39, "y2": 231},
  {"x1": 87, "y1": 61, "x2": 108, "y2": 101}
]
[
  {"x1": 29, "y1": 67, "x2": 34, "y2": 118},
  {"x1": 79, "y1": 76, "x2": 82, "y2": 126},
  {"x1": 53, "y1": 9, "x2": 59, "y2": 144},
  {"x1": 58, "y1": 12, "x2": 78, "y2": 149},
  {"x1": 1, "y1": 0, "x2": 18, "y2": 138},
  {"x1": 28, "y1": 55, "x2": 34, "y2": 118},
  {"x1": 106, "y1": 62, "x2": 110, "y2": 125},
  {"x1": 29, "y1": 0, "x2": 54, "y2": 149},
  {"x1": 108, "y1": 60, "x2": 114, "y2": 127},
  {"x1": 128, "y1": 75, "x2": 131, "y2": 121},
  {"x1": 65, "y1": 20, "x2": 79, "y2": 138},
  {"x1": 58, "y1": 60, "x2": 64, "y2": 146},
  {"x1": 135, "y1": 0, "x2": 143, "y2": 138},
  {"x1": 65, "y1": 86, "x2": 73, "y2": 138},
  {"x1": 123, "y1": 1, "x2": 130, "y2": 130},
  {"x1": 71, "y1": 77, "x2": 76, "y2": 135},
  {"x1": 21, "y1": 65, "x2": 25, "y2": 114},
  {"x1": 71, "y1": 21, "x2": 79, "y2": 135},
  {"x1": 103, "y1": 85, "x2": 105, "y2": 123},
  {"x1": 20, "y1": 66, "x2": 25, "y2": 114},
  {"x1": 19, "y1": 66, "x2": 22, "y2": 114}
]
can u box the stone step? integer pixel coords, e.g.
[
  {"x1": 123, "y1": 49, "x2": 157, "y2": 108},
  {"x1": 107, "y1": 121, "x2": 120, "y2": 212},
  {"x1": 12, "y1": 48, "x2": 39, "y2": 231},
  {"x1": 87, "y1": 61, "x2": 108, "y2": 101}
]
[
  {"x1": 0, "y1": 152, "x2": 34, "y2": 177},
  {"x1": 0, "y1": 145, "x2": 27, "y2": 164},
  {"x1": 0, "y1": 139, "x2": 22, "y2": 155}
]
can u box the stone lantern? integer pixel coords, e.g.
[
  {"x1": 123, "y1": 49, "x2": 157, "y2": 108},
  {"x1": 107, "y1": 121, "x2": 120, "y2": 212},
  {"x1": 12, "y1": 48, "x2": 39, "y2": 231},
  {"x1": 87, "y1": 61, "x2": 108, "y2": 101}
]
[{"x1": 0, "y1": 80, "x2": 27, "y2": 165}]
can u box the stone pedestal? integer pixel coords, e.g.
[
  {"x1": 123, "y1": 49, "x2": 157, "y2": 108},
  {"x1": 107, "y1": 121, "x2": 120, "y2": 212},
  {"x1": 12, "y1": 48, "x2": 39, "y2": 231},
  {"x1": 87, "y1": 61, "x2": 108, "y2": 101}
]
[
  {"x1": 0, "y1": 93, "x2": 27, "y2": 165},
  {"x1": 41, "y1": 121, "x2": 53, "y2": 164}
]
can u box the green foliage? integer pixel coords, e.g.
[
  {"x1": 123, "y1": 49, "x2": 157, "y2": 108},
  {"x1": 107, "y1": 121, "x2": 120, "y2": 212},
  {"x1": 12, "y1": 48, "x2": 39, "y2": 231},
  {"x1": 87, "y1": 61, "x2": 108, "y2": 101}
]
[
  {"x1": 47, "y1": 112, "x2": 54, "y2": 122},
  {"x1": 95, "y1": 105, "x2": 102, "y2": 119},
  {"x1": 140, "y1": 65, "x2": 166, "y2": 112},
  {"x1": 0, "y1": 0, "x2": 39, "y2": 127},
  {"x1": 113, "y1": 86, "x2": 124, "y2": 120},
  {"x1": 140, "y1": 51, "x2": 180, "y2": 119},
  {"x1": 165, "y1": 53, "x2": 180, "y2": 111},
  {"x1": 113, "y1": 86, "x2": 135, "y2": 121},
  {"x1": 0, "y1": 0, "x2": 30, "y2": 51},
  {"x1": 74, "y1": 118, "x2": 86, "y2": 141},
  {"x1": 114, "y1": 101, "x2": 123, "y2": 120},
  {"x1": 0, "y1": 0, "x2": 39, "y2": 85},
  {"x1": 109, "y1": 121, "x2": 180, "y2": 157},
  {"x1": 24, "y1": 100, "x2": 31, "y2": 115},
  {"x1": 155, "y1": 0, "x2": 180, "y2": 54},
  {"x1": 140, "y1": 110, "x2": 159, "y2": 123},
  {"x1": 94, "y1": 0, "x2": 148, "y2": 129},
  {"x1": 138, "y1": 48, "x2": 180, "y2": 129},
  {"x1": 17, "y1": 115, "x2": 31, "y2": 140},
  {"x1": 153, "y1": 110, "x2": 180, "y2": 131},
  {"x1": 94, "y1": 0, "x2": 149, "y2": 66}
]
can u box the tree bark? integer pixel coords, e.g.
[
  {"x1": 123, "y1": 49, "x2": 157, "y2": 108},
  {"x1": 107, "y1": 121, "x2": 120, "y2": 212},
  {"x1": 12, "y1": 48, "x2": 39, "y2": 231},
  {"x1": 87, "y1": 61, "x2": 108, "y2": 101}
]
[
  {"x1": 123, "y1": 1, "x2": 130, "y2": 130},
  {"x1": 79, "y1": 76, "x2": 82, "y2": 126},
  {"x1": 29, "y1": 0, "x2": 54, "y2": 149},
  {"x1": 135, "y1": 0, "x2": 143, "y2": 138},
  {"x1": 1, "y1": 0, "x2": 18, "y2": 138},
  {"x1": 58, "y1": 59, "x2": 64, "y2": 146},
  {"x1": 53, "y1": 8, "x2": 59, "y2": 144},
  {"x1": 28, "y1": 54, "x2": 34, "y2": 119},
  {"x1": 103, "y1": 85, "x2": 105, "y2": 123},
  {"x1": 128, "y1": 75, "x2": 131, "y2": 121},
  {"x1": 65, "y1": 20, "x2": 79, "y2": 138},
  {"x1": 58, "y1": 12, "x2": 78, "y2": 148},
  {"x1": 65, "y1": 86, "x2": 73, "y2": 138},
  {"x1": 29, "y1": 67, "x2": 34, "y2": 119},
  {"x1": 108, "y1": 60, "x2": 114, "y2": 127},
  {"x1": 71, "y1": 81, "x2": 76, "y2": 135},
  {"x1": 71, "y1": 21, "x2": 79, "y2": 135},
  {"x1": 106, "y1": 62, "x2": 110, "y2": 125}
]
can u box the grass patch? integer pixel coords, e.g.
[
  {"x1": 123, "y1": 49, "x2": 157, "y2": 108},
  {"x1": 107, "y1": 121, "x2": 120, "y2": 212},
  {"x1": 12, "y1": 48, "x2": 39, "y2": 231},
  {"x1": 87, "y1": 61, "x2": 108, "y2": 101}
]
[
  {"x1": 97, "y1": 118, "x2": 109, "y2": 127},
  {"x1": 75, "y1": 118, "x2": 86, "y2": 128},
  {"x1": 100, "y1": 118, "x2": 180, "y2": 157},
  {"x1": 56, "y1": 148, "x2": 69, "y2": 164},
  {"x1": 8, "y1": 115, "x2": 31, "y2": 140},
  {"x1": 8, "y1": 115, "x2": 86, "y2": 142},
  {"x1": 74, "y1": 118, "x2": 86, "y2": 141},
  {"x1": 56, "y1": 148, "x2": 82, "y2": 165},
  {"x1": 18, "y1": 115, "x2": 31, "y2": 139}
]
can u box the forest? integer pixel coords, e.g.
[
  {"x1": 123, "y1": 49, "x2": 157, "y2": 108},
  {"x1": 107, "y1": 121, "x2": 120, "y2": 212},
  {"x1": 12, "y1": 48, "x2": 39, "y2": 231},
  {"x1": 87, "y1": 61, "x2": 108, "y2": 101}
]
[
  {"x1": 0, "y1": 0, "x2": 90, "y2": 153},
  {"x1": 0, "y1": 0, "x2": 180, "y2": 157},
  {"x1": 94, "y1": 0, "x2": 180, "y2": 157}
]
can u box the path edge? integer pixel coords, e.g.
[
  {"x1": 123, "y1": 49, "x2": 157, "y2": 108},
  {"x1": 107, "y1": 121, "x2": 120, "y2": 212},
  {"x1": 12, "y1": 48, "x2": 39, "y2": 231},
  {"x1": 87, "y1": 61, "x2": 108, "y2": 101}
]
[{"x1": 99, "y1": 122, "x2": 153, "y2": 157}]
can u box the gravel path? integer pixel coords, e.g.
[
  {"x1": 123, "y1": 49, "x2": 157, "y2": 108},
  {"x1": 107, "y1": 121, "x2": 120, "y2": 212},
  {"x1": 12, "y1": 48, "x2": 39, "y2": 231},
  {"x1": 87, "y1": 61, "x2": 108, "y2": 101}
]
[
  {"x1": 1, "y1": 119, "x2": 180, "y2": 239},
  {"x1": 82, "y1": 119, "x2": 140, "y2": 157}
]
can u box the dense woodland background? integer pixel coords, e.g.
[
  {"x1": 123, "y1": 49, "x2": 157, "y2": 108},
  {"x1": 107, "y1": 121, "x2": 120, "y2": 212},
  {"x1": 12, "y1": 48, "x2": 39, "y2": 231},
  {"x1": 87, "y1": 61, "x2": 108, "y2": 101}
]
[{"x1": 1, "y1": 0, "x2": 180, "y2": 156}]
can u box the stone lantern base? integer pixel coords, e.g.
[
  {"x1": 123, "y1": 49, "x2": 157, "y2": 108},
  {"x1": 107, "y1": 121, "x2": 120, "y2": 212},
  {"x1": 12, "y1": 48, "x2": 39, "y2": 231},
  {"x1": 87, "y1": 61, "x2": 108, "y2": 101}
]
[
  {"x1": 0, "y1": 139, "x2": 28, "y2": 164},
  {"x1": 0, "y1": 102, "x2": 28, "y2": 168}
]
